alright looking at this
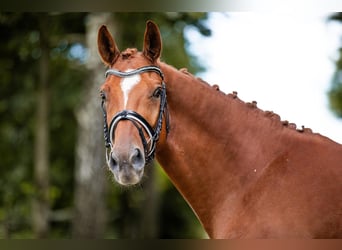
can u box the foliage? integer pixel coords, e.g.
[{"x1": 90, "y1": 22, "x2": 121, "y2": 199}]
[
  {"x1": 0, "y1": 12, "x2": 87, "y2": 237},
  {"x1": 328, "y1": 13, "x2": 342, "y2": 118},
  {"x1": 0, "y1": 12, "x2": 210, "y2": 238}
]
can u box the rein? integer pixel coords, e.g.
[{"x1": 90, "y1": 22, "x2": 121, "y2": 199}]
[{"x1": 101, "y1": 66, "x2": 170, "y2": 165}]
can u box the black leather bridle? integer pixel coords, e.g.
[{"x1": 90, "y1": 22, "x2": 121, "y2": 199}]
[{"x1": 101, "y1": 66, "x2": 170, "y2": 165}]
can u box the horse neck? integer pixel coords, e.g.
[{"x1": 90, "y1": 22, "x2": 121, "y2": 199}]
[{"x1": 156, "y1": 63, "x2": 289, "y2": 237}]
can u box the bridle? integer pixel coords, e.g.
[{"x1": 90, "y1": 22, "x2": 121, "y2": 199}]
[
  {"x1": 101, "y1": 66, "x2": 169, "y2": 165},
  {"x1": 101, "y1": 66, "x2": 170, "y2": 165}
]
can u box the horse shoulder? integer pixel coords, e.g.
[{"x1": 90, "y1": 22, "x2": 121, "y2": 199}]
[{"x1": 220, "y1": 134, "x2": 342, "y2": 238}]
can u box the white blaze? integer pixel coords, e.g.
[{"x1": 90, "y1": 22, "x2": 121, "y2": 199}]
[{"x1": 120, "y1": 70, "x2": 141, "y2": 108}]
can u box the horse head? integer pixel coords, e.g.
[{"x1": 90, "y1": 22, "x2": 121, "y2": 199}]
[{"x1": 98, "y1": 21, "x2": 169, "y2": 186}]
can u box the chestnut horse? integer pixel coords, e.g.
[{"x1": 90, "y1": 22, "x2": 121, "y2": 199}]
[{"x1": 97, "y1": 21, "x2": 342, "y2": 238}]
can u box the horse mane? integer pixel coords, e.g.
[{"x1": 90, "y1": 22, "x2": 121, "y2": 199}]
[{"x1": 178, "y1": 67, "x2": 314, "y2": 135}]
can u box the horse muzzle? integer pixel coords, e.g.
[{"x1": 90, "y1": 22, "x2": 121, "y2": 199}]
[{"x1": 108, "y1": 146, "x2": 145, "y2": 186}]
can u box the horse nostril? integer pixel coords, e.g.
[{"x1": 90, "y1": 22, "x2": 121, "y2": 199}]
[
  {"x1": 130, "y1": 148, "x2": 145, "y2": 170},
  {"x1": 109, "y1": 152, "x2": 119, "y2": 170}
]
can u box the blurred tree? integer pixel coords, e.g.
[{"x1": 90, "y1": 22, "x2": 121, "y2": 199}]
[
  {"x1": 32, "y1": 13, "x2": 50, "y2": 238},
  {"x1": 72, "y1": 12, "x2": 110, "y2": 238},
  {"x1": 328, "y1": 13, "x2": 342, "y2": 117}
]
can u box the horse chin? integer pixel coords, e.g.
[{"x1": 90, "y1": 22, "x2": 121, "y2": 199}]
[{"x1": 112, "y1": 168, "x2": 144, "y2": 186}]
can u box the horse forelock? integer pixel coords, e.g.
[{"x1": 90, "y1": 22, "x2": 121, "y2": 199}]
[
  {"x1": 121, "y1": 48, "x2": 138, "y2": 59},
  {"x1": 114, "y1": 48, "x2": 158, "y2": 70}
]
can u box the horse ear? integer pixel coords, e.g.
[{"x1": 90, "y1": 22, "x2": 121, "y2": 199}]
[
  {"x1": 143, "y1": 20, "x2": 162, "y2": 63},
  {"x1": 97, "y1": 25, "x2": 120, "y2": 66}
]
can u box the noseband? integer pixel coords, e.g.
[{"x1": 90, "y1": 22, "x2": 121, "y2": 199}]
[{"x1": 101, "y1": 66, "x2": 170, "y2": 165}]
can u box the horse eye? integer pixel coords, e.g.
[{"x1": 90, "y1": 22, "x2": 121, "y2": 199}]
[
  {"x1": 152, "y1": 87, "x2": 162, "y2": 98},
  {"x1": 100, "y1": 91, "x2": 106, "y2": 101}
]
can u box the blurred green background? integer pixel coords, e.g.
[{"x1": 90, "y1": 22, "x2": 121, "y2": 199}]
[{"x1": 0, "y1": 12, "x2": 211, "y2": 239}]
